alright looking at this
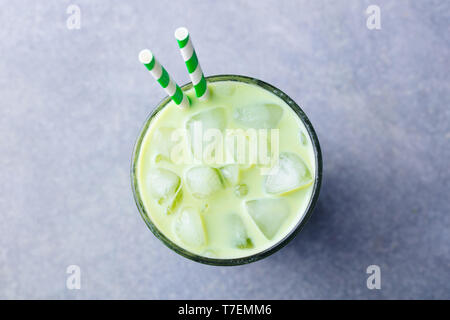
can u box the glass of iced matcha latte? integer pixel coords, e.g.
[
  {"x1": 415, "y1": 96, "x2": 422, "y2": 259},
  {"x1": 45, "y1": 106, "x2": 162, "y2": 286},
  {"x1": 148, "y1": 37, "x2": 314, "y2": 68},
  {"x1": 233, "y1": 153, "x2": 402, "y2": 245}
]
[
  {"x1": 131, "y1": 74, "x2": 322, "y2": 265},
  {"x1": 132, "y1": 28, "x2": 321, "y2": 265}
]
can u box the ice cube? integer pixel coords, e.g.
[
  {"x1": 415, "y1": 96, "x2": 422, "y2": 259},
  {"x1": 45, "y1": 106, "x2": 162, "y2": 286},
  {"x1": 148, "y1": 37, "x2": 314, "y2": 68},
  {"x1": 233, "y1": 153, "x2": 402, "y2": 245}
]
[
  {"x1": 152, "y1": 127, "x2": 178, "y2": 163},
  {"x1": 174, "y1": 207, "x2": 206, "y2": 247},
  {"x1": 245, "y1": 198, "x2": 289, "y2": 239},
  {"x1": 224, "y1": 129, "x2": 260, "y2": 167},
  {"x1": 226, "y1": 214, "x2": 253, "y2": 249},
  {"x1": 187, "y1": 107, "x2": 226, "y2": 131},
  {"x1": 220, "y1": 164, "x2": 240, "y2": 186},
  {"x1": 186, "y1": 107, "x2": 227, "y2": 161},
  {"x1": 148, "y1": 168, "x2": 181, "y2": 207},
  {"x1": 232, "y1": 103, "x2": 283, "y2": 129},
  {"x1": 264, "y1": 152, "x2": 313, "y2": 195},
  {"x1": 185, "y1": 166, "x2": 223, "y2": 198}
]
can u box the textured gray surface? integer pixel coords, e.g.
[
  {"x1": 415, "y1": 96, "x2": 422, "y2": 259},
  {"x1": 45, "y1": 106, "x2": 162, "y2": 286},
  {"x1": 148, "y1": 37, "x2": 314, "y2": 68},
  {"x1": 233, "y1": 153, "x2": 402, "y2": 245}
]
[{"x1": 0, "y1": 0, "x2": 449, "y2": 299}]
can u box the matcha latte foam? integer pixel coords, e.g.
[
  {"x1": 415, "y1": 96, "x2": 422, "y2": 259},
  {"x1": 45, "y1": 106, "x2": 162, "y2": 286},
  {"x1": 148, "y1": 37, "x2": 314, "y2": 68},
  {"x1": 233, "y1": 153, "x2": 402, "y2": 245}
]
[{"x1": 132, "y1": 75, "x2": 322, "y2": 265}]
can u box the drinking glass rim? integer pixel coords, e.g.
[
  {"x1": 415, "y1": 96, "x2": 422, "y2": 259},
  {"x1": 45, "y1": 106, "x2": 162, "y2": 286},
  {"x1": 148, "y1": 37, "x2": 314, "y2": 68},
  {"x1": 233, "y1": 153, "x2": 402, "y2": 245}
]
[{"x1": 131, "y1": 74, "x2": 323, "y2": 266}]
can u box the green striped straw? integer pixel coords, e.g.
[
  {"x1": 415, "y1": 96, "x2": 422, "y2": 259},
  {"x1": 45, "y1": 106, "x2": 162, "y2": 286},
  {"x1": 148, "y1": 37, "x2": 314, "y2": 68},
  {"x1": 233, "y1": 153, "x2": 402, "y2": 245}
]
[
  {"x1": 138, "y1": 49, "x2": 190, "y2": 109},
  {"x1": 174, "y1": 27, "x2": 210, "y2": 100}
]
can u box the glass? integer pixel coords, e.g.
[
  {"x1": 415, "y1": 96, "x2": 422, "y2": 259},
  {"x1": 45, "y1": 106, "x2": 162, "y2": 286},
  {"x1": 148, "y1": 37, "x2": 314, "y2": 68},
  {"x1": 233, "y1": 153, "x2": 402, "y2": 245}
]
[{"x1": 131, "y1": 75, "x2": 323, "y2": 266}]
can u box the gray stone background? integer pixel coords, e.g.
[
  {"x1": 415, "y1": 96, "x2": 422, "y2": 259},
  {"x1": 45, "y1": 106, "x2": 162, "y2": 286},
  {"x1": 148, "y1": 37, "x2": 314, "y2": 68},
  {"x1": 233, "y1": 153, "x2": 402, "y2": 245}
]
[{"x1": 0, "y1": 0, "x2": 449, "y2": 299}]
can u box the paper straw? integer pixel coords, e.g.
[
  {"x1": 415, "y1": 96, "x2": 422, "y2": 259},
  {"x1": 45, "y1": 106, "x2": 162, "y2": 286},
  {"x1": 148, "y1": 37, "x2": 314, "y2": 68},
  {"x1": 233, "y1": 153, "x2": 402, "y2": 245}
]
[
  {"x1": 139, "y1": 49, "x2": 190, "y2": 109},
  {"x1": 174, "y1": 27, "x2": 210, "y2": 100}
]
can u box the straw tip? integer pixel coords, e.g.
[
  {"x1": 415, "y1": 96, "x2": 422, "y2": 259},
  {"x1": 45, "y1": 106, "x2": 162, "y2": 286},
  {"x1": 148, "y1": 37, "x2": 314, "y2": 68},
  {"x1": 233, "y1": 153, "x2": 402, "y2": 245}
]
[
  {"x1": 174, "y1": 27, "x2": 189, "y2": 41},
  {"x1": 139, "y1": 49, "x2": 153, "y2": 64}
]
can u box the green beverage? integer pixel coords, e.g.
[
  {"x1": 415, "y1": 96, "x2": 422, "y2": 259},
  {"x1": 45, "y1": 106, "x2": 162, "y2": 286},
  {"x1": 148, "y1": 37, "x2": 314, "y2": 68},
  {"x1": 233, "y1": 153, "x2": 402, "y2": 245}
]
[{"x1": 132, "y1": 75, "x2": 322, "y2": 265}]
